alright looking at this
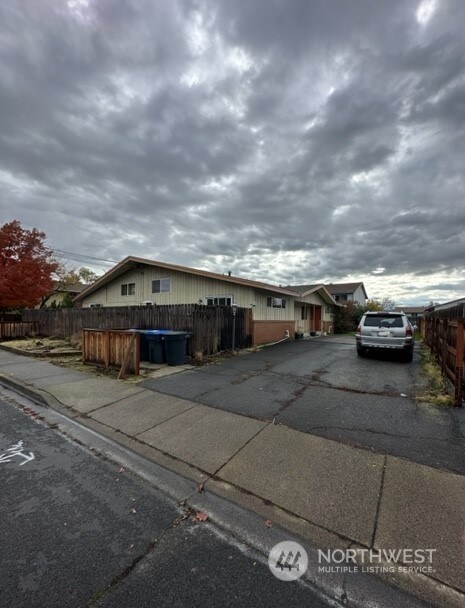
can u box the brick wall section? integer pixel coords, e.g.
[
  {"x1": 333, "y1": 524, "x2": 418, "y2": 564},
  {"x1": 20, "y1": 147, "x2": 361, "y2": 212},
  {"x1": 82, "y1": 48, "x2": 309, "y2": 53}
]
[{"x1": 252, "y1": 321, "x2": 296, "y2": 345}]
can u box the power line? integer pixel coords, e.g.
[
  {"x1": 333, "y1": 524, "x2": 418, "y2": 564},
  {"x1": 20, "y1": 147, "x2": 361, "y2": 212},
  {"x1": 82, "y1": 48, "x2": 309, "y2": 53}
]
[{"x1": 51, "y1": 248, "x2": 117, "y2": 267}]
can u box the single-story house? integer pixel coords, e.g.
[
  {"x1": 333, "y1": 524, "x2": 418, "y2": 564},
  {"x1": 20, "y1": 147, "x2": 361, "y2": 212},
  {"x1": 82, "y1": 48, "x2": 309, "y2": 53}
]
[
  {"x1": 74, "y1": 256, "x2": 340, "y2": 345},
  {"x1": 325, "y1": 282, "x2": 368, "y2": 305},
  {"x1": 286, "y1": 284, "x2": 339, "y2": 335}
]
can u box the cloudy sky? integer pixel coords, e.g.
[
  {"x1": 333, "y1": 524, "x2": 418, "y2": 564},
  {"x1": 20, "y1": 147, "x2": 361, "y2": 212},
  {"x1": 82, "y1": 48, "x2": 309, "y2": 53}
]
[{"x1": 1, "y1": 0, "x2": 464, "y2": 306}]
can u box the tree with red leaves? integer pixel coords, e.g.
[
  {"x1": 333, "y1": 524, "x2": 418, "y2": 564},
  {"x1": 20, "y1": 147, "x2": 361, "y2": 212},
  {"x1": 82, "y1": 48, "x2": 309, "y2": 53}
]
[{"x1": 0, "y1": 220, "x2": 59, "y2": 313}]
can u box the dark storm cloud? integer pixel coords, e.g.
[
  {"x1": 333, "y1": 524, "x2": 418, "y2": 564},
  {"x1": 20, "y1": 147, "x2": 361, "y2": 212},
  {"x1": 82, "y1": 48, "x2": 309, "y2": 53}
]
[{"x1": 0, "y1": 0, "x2": 464, "y2": 304}]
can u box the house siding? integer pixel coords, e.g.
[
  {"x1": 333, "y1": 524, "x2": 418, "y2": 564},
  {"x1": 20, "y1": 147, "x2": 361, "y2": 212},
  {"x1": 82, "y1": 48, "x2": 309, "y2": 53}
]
[
  {"x1": 81, "y1": 266, "x2": 296, "y2": 322},
  {"x1": 353, "y1": 285, "x2": 367, "y2": 304}
]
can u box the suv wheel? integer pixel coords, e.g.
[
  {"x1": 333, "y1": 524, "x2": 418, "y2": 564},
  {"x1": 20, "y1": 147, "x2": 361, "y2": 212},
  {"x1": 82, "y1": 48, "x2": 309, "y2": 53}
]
[
  {"x1": 357, "y1": 346, "x2": 366, "y2": 357},
  {"x1": 403, "y1": 347, "x2": 414, "y2": 363}
]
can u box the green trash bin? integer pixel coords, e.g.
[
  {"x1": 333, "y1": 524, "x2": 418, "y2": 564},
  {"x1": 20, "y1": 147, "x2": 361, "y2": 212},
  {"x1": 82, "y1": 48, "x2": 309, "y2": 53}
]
[{"x1": 163, "y1": 332, "x2": 191, "y2": 366}]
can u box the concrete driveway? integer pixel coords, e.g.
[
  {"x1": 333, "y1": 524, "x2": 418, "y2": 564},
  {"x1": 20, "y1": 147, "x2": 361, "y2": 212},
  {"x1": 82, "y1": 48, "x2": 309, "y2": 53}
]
[{"x1": 141, "y1": 337, "x2": 465, "y2": 474}]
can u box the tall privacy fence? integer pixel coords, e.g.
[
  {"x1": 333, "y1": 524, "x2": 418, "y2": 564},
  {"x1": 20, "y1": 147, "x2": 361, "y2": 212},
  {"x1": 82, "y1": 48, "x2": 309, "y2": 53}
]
[
  {"x1": 22, "y1": 304, "x2": 252, "y2": 356},
  {"x1": 423, "y1": 305, "x2": 464, "y2": 406}
]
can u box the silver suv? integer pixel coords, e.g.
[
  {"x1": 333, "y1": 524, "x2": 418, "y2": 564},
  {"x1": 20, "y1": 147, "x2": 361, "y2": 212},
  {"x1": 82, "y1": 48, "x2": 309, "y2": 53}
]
[{"x1": 356, "y1": 312, "x2": 414, "y2": 361}]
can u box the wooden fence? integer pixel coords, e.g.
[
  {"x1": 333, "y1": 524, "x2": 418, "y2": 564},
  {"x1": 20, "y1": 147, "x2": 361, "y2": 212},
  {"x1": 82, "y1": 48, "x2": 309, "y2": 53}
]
[
  {"x1": 82, "y1": 330, "x2": 140, "y2": 378},
  {"x1": 423, "y1": 316, "x2": 464, "y2": 406},
  {"x1": 0, "y1": 322, "x2": 38, "y2": 340},
  {"x1": 22, "y1": 305, "x2": 252, "y2": 356}
]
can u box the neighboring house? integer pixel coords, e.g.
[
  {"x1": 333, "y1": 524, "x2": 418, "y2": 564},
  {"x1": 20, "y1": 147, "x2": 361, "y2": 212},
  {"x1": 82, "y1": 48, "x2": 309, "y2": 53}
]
[
  {"x1": 74, "y1": 256, "x2": 340, "y2": 345},
  {"x1": 285, "y1": 284, "x2": 339, "y2": 335},
  {"x1": 394, "y1": 306, "x2": 427, "y2": 327},
  {"x1": 40, "y1": 282, "x2": 86, "y2": 308},
  {"x1": 325, "y1": 282, "x2": 368, "y2": 305}
]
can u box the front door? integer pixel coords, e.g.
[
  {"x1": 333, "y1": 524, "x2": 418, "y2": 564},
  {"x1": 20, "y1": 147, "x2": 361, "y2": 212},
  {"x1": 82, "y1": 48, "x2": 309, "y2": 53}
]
[
  {"x1": 314, "y1": 305, "x2": 322, "y2": 332},
  {"x1": 310, "y1": 305, "x2": 322, "y2": 331}
]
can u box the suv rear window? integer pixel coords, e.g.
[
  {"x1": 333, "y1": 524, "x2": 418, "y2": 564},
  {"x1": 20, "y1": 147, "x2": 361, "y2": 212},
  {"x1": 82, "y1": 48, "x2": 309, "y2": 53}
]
[{"x1": 364, "y1": 315, "x2": 404, "y2": 328}]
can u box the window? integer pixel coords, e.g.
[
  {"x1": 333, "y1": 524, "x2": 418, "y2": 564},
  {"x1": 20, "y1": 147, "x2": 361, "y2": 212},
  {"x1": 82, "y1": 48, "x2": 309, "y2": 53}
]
[
  {"x1": 364, "y1": 315, "x2": 403, "y2": 328},
  {"x1": 152, "y1": 278, "x2": 171, "y2": 293},
  {"x1": 267, "y1": 297, "x2": 286, "y2": 309},
  {"x1": 206, "y1": 296, "x2": 233, "y2": 306},
  {"x1": 121, "y1": 283, "x2": 135, "y2": 296},
  {"x1": 301, "y1": 306, "x2": 308, "y2": 320}
]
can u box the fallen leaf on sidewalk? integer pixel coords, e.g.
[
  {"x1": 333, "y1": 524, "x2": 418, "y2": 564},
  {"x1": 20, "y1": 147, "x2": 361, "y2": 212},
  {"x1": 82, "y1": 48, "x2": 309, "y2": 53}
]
[
  {"x1": 198, "y1": 482, "x2": 205, "y2": 493},
  {"x1": 129, "y1": 507, "x2": 137, "y2": 514},
  {"x1": 119, "y1": 467, "x2": 125, "y2": 473},
  {"x1": 195, "y1": 511, "x2": 208, "y2": 522},
  {"x1": 23, "y1": 407, "x2": 40, "y2": 420},
  {"x1": 265, "y1": 520, "x2": 273, "y2": 528}
]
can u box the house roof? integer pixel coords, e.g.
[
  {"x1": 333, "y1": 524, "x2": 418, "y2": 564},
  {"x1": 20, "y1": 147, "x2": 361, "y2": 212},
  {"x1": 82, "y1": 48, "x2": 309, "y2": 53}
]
[
  {"x1": 325, "y1": 282, "x2": 368, "y2": 299},
  {"x1": 55, "y1": 282, "x2": 86, "y2": 294},
  {"x1": 285, "y1": 284, "x2": 340, "y2": 306},
  {"x1": 394, "y1": 306, "x2": 427, "y2": 314},
  {"x1": 75, "y1": 256, "x2": 299, "y2": 302},
  {"x1": 286, "y1": 284, "x2": 320, "y2": 293}
]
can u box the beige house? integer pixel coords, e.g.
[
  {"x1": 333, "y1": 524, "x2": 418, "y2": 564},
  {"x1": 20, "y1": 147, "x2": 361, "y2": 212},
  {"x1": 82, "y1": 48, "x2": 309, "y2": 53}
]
[
  {"x1": 288, "y1": 284, "x2": 338, "y2": 335},
  {"x1": 75, "y1": 257, "x2": 339, "y2": 344}
]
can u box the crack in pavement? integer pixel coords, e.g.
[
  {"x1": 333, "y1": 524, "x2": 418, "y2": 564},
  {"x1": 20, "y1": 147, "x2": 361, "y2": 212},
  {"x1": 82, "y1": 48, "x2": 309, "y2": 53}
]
[
  {"x1": 85, "y1": 506, "x2": 196, "y2": 607},
  {"x1": 229, "y1": 361, "x2": 275, "y2": 385},
  {"x1": 272, "y1": 374, "x2": 410, "y2": 420}
]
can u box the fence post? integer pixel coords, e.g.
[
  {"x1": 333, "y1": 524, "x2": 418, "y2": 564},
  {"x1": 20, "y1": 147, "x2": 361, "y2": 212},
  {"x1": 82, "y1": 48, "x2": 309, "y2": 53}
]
[
  {"x1": 455, "y1": 319, "x2": 464, "y2": 407},
  {"x1": 441, "y1": 320, "x2": 447, "y2": 374},
  {"x1": 104, "y1": 331, "x2": 110, "y2": 368},
  {"x1": 82, "y1": 329, "x2": 87, "y2": 364}
]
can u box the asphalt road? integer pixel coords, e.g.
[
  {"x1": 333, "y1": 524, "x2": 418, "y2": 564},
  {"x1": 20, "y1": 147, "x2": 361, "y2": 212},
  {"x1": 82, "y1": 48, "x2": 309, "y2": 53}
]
[
  {"x1": 0, "y1": 389, "x2": 335, "y2": 608},
  {"x1": 142, "y1": 337, "x2": 465, "y2": 474}
]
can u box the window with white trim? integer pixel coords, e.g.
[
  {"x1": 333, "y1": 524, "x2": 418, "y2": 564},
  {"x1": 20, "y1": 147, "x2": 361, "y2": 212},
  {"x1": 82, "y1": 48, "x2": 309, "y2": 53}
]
[
  {"x1": 267, "y1": 296, "x2": 286, "y2": 309},
  {"x1": 152, "y1": 278, "x2": 171, "y2": 293},
  {"x1": 206, "y1": 295, "x2": 233, "y2": 306}
]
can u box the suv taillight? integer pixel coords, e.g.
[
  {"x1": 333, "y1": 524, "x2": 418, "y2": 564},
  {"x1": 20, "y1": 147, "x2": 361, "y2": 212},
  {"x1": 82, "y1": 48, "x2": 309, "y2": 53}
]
[
  {"x1": 406, "y1": 325, "x2": 413, "y2": 337},
  {"x1": 356, "y1": 324, "x2": 361, "y2": 333}
]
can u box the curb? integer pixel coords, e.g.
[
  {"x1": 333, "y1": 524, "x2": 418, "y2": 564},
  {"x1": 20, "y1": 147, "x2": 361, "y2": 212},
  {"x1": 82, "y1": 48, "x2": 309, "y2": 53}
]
[
  {"x1": 0, "y1": 343, "x2": 80, "y2": 359},
  {"x1": 0, "y1": 373, "x2": 55, "y2": 408}
]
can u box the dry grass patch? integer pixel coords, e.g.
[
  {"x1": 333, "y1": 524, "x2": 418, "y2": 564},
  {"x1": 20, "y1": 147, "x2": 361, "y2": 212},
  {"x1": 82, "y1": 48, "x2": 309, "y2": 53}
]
[{"x1": 416, "y1": 347, "x2": 454, "y2": 407}]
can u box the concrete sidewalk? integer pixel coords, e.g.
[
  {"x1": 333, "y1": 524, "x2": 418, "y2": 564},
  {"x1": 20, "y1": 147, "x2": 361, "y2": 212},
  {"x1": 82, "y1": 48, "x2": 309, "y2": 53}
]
[{"x1": 0, "y1": 347, "x2": 464, "y2": 608}]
